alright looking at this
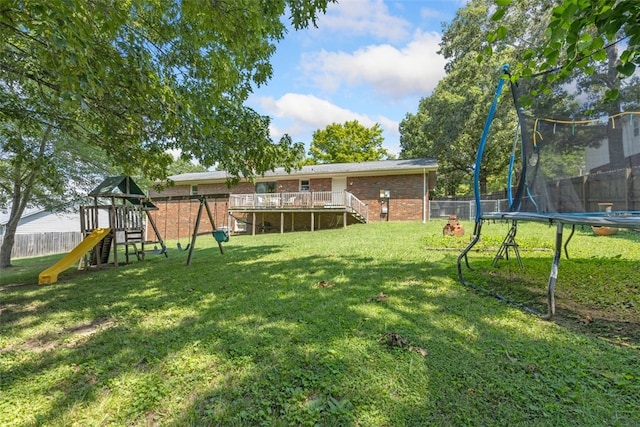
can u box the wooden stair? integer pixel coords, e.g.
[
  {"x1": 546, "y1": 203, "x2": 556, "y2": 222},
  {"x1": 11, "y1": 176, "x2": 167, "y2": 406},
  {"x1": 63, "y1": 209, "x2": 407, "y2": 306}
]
[{"x1": 89, "y1": 232, "x2": 112, "y2": 266}]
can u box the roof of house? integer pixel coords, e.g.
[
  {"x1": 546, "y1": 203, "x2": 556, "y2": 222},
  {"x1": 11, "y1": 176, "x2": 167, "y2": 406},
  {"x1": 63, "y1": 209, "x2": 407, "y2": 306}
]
[
  {"x1": 0, "y1": 207, "x2": 43, "y2": 227},
  {"x1": 169, "y1": 158, "x2": 437, "y2": 184}
]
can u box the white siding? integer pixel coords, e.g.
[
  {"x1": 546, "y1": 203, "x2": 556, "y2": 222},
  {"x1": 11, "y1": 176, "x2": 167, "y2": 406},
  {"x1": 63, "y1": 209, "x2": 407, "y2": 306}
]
[{"x1": 15, "y1": 211, "x2": 80, "y2": 234}]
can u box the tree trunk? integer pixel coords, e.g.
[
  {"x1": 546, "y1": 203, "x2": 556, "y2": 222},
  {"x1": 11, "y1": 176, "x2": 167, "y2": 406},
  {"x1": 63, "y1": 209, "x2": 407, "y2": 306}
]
[
  {"x1": 0, "y1": 218, "x2": 19, "y2": 268},
  {"x1": 1, "y1": 181, "x2": 31, "y2": 268},
  {"x1": 607, "y1": 123, "x2": 625, "y2": 170},
  {"x1": 1, "y1": 127, "x2": 51, "y2": 268},
  {"x1": 605, "y1": 44, "x2": 625, "y2": 170}
]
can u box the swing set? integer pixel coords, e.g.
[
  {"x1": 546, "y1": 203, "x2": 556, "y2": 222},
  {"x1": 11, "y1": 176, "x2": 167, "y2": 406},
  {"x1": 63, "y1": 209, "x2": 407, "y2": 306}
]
[
  {"x1": 148, "y1": 193, "x2": 230, "y2": 266},
  {"x1": 150, "y1": 200, "x2": 169, "y2": 255},
  {"x1": 176, "y1": 200, "x2": 191, "y2": 251}
]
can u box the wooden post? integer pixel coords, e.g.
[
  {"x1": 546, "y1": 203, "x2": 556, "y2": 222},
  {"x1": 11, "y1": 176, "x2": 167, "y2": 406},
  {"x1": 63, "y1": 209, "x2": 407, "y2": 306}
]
[
  {"x1": 110, "y1": 205, "x2": 118, "y2": 267},
  {"x1": 203, "y1": 196, "x2": 223, "y2": 254},
  {"x1": 252, "y1": 212, "x2": 256, "y2": 235},
  {"x1": 626, "y1": 167, "x2": 632, "y2": 211},
  {"x1": 280, "y1": 212, "x2": 284, "y2": 233},
  {"x1": 186, "y1": 199, "x2": 204, "y2": 266},
  {"x1": 311, "y1": 212, "x2": 314, "y2": 231},
  {"x1": 582, "y1": 175, "x2": 588, "y2": 212}
]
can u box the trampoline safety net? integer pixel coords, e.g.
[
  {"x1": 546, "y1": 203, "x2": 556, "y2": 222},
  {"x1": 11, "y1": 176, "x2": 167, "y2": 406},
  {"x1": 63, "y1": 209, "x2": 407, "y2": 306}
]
[
  {"x1": 460, "y1": 63, "x2": 640, "y2": 319},
  {"x1": 477, "y1": 67, "x2": 640, "y2": 224}
]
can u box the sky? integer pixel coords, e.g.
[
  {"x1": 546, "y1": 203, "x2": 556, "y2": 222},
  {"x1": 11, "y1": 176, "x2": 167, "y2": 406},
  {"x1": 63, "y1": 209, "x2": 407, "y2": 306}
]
[{"x1": 246, "y1": 0, "x2": 468, "y2": 157}]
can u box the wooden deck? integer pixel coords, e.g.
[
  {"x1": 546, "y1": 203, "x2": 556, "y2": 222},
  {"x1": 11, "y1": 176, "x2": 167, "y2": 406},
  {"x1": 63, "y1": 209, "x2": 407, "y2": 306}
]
[{"x1": 228, "y1": 191, "x2": 368, "y2": 234}]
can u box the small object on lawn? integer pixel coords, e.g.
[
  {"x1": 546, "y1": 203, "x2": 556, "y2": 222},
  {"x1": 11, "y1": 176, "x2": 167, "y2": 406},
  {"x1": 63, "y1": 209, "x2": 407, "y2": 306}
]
[
  {"x1": 409, "y1": 345, "x2": 428, "y2": 357},
  {"x1": 578, "y1": 314, "x2": 592, "y2": 325},
  {"x1": 379, "y1": 332, "x2": 428, "y2": 357},
  {"x1": 443, "y1": 214, "x2": 465, "y2": 237},
  {"x1": 591, "y1": 225, "x2": 618, "y2": 236},
  {"x1": 316, "y1": 280, "x2": 335, "y2": 288},
  {"x1": 380, "y1": 332, "x2": 408, "y2": 348},
  {"x1": 367, "y1": 292, "x2": 389, "y2": 303}
]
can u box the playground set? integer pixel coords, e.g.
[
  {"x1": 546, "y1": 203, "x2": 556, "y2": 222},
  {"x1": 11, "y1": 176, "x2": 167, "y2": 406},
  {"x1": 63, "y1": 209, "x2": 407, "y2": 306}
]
[
  {"x1": 38, "y1": 176, "x2": 229, "y2": 285},
  {"x1": 458, "y1": 66, "x2": 640, "y2": 319}
]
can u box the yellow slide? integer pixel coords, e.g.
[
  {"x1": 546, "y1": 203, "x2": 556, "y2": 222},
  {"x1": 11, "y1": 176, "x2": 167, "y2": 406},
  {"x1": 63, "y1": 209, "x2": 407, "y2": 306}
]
[{"x1": 39, "y1": 228, "x2": 111, "y2": 285}]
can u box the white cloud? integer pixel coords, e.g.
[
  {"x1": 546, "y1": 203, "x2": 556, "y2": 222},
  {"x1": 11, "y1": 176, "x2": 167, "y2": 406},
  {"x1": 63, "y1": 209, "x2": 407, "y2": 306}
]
[
  {"x1": 301, "y1": 30, "x2": 446, "y2": 100},
  {"x1": 252, "y1": 93, "x2": 399, "y2": 147},
  {"x1": 319, "y1": 0, "x2": 411, "y2": 43},
  {"x1": 258, "y1": 93, "x2": 374, "y2": 130}
]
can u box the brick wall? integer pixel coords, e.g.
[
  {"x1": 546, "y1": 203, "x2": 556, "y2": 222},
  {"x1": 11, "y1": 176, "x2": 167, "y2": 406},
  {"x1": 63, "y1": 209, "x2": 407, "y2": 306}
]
[
  {"x1": 346, "y1": 174, "x2": 428, "y2": 221},
  {"x1": 148, "y1": 171, "x2": 432, "y2": 240},
  {"x1": 146, "y1": 198, "x2": 229, "y2": 242},
  {"x1": 310, "y1": 178, "x2": 332, "y2": 191}
]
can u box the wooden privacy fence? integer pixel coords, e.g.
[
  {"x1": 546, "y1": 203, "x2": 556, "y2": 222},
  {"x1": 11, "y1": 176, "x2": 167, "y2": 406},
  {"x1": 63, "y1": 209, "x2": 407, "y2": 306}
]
[
  {"x1": 0, "y1": 232, "x2": 83, "y2": 259},
  {"x1": 566, "y1": 167, "x2": 640, "y2": 212},
  {"x1": 433, "y1": 166, "x2": 640, "y2": 217}
]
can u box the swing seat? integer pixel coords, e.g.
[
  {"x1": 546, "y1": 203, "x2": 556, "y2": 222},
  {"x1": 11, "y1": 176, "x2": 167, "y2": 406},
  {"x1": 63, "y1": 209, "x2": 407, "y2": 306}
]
[
  {"x1": 177, "y1": 242, "x2": 191, "y2": 251},
  {"x1": 213, "y1": 229, "x2": 229, "y2": 243},
  {"x1": 153, "y1": 245, "x2": 167, "y2": 255}
]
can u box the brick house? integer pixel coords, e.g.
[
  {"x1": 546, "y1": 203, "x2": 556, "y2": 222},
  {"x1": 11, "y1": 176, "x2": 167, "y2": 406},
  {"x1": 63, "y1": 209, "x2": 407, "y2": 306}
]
[{"x1": 148, "y1": 158, "x2": 437, "y2": 237}]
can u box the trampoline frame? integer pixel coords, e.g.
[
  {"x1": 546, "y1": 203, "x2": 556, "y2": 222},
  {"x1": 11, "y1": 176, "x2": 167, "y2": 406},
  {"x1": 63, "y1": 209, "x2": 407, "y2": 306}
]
[
  {"x1": 458, "y1": 212, "x2": 640, "y2": 319},
  {"x1": 457, "y1": 66, "x2": 640, "y2": 319}
]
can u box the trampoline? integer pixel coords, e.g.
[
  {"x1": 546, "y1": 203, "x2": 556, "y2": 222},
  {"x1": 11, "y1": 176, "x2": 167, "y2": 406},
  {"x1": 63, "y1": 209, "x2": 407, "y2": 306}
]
[{"x1": 457, "y1": 66, "x2": 640, "y2": 319}]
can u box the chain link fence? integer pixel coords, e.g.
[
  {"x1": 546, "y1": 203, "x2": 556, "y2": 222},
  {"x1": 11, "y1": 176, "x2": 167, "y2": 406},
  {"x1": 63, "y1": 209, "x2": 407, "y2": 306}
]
[{"x1": 429, "y1": 199, "x2": 510, "y2": 221}]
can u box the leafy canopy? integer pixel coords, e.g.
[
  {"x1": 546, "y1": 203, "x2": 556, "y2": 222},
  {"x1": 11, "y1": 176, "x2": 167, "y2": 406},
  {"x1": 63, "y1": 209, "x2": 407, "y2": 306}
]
[
  {"x1": 490, "y1": 0, "x2": 640, "y2": 100},
  {"x1": 400, "y1": 0, "x2": 548, "y2": 196},
  {"x1": 0, "y1": 0, "x2": 335, "y2": 268},
  {"x1": 307, "y1": 120, "x2": 391, "y2": 164},
  {"x1": 0, "y1": 0, "x2": 336, "y2": 181}
]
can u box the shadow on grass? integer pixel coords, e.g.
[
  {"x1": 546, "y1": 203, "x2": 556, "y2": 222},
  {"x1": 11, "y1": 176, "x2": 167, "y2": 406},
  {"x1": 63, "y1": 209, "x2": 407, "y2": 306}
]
[
  {"x1": 1, "y1": 239, "x2": 639, "y2": 425},
  {"x1": 461, "y1": 252, "x2": 640, "y2": 348}
]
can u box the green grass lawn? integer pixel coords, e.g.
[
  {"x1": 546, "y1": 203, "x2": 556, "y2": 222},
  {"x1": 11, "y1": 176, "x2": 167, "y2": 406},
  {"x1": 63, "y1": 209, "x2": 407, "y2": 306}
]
[{"x1": 1, "y1": 221, "x2": 639, "y2": 426}]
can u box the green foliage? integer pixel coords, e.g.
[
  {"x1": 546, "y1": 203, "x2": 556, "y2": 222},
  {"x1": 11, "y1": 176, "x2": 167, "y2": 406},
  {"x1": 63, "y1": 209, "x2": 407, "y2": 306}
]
[
  {"x1": 400, "y1": 0, "x2": 559, "y2": 196},
  {"x1": 1, "y1": 222, "x2": 639, "y2": 425},
  {"x1": 0, "y1": 0, "x2": 334, "y2": 266},
  {"x1": 167, "y1": 158, "x2": 208, "y2": 177},
  {"x1": 0, "y1": 119, "x2": 116, "y2": 267},
  {"x1": 402, "y1": 0, "x2": 640, "y2": 197},
  {"x1": 1, "y1": 0, "x2": 333, "y2": 181},
  {"x1": 492, "y1": 0, "x2": 640, "y2": 94},
  {"x1": 307, "y1": 120, "x2": 391, "y2": 164}
]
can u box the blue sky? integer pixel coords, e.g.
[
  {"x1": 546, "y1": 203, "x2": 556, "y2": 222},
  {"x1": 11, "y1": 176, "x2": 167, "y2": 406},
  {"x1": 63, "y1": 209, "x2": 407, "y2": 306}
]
[{"x1": 247, "y1": 0, "x2": 468, "y2": 156}]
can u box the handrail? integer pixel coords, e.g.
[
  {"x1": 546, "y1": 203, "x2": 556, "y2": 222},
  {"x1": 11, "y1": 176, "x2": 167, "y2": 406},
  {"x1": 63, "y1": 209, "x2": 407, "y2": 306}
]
[{"x1": 229, "y1": 191, "x2": 368, "y2": 222}]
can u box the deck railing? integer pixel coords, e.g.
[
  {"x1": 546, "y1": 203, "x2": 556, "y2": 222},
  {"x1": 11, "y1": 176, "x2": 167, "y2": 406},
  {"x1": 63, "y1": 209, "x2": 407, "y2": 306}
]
[{"x1": 229, "y1": 191, "x2": 368, "y2": 222}]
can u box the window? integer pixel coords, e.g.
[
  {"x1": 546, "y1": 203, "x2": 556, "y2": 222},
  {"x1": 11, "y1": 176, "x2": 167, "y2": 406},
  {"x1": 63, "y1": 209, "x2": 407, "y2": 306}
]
[
  {"x1": 255, "y1": 182, "x2": 276, "y2": 193},
  {"x1": 190, "y1": 185, "x2": 198, "y2": 195},
  {"x1": 300, "y1": 179, "x2": 310, "y2": 192}
]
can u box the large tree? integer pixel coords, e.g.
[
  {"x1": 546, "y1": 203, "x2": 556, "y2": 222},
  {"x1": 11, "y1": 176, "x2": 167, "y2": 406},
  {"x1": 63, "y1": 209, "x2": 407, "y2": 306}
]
[
  {"x1": 0, "y1": 0, "x2": 335, "y2": 267},
  {"x1": 400, "y1": 0, "x2": 557, "y2": 196},
  {"x1": 0, "y1": 118, "x2": 117, "y2": 267},
  {"x1": 492, "y1": 0, "x2": 640, "y2": 171},
  {"x1": 491, "y1": 0, "x2": 639, "y2": 86},
  {"x1": 307, "y1": 120, "x2": 391, "y2": 164}
]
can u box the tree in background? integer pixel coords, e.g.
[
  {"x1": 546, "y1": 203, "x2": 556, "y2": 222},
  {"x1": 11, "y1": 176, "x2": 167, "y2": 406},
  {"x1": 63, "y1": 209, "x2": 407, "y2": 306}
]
[
  {"x1": 399, "y1": 0, "x2": 611, "y2": 197},
  {"x1": 491, "y1": 0, "x2": 639, "y2": 88},
  {"x1": 306, "y1": 121, "x2": 392, "y2": 164},
  {"x1": 0, "y1": 119, "x2": 117, "y2": 267},
  {"x1": 0, "y1": 0, "x2": 334, "y2": 267},
  {"x1": 491, "y1": 0, "x2": 640, "y2": 171},
  {"x1": 167, "y1": 159, "x2": 208, "y2": 177},
  {"x1": 400, "y1": 0, "x2": 554, "y2": 196}
]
